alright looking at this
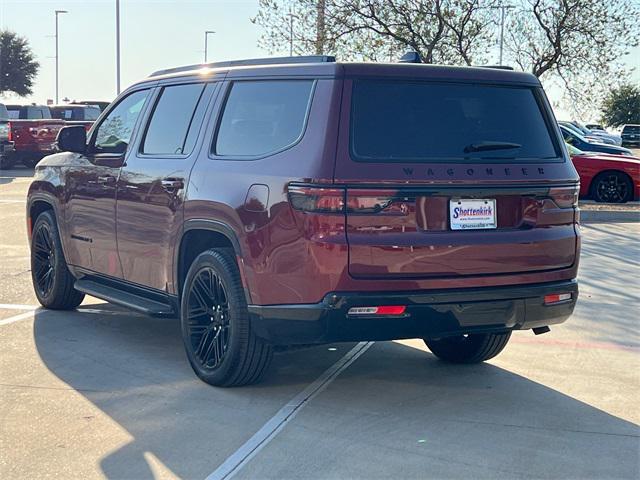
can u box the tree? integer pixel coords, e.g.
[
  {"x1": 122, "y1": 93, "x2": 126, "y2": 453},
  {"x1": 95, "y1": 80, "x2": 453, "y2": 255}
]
[
  {"x1": 0, "y1": 30, "x2": 39, "y2": 96},
  {"x1": 600, "y1": 84, "x2": 640, "y2": 128},
  {"x1": 505, "y1": 0, "x2": 639, "y2": 115},
  {"x1": 253, "y1": 0, "x2": 498, "y2": 64}
]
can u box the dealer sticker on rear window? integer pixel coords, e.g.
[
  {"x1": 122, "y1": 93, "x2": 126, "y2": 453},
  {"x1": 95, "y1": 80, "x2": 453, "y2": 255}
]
[{"x1": 449, "y1": 199, "x2": 497, "y2": 230}]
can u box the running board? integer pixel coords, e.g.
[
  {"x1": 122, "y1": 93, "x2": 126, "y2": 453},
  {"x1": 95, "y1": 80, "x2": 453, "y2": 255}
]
[{"x1": 74, "y1": 279, "x2": 176, "y2": 318}]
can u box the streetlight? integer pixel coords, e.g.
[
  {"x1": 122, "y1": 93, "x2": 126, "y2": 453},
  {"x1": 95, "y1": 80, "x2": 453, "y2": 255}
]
[
  {"x1": 54, "y1": 9, "x2": 68, "y2": 104},
  {"x1": 116, "y1": 0, "x2": 121, "y2": 95},
  {"x1": 287, "y1": 10, "x2": 297, "y2": 56},
  {"x1": 204, "y1": 30, "x2": 215, "y2": 63},
  {"x1": 488, "y1": 4, "x2": 515, "y2": 66}
]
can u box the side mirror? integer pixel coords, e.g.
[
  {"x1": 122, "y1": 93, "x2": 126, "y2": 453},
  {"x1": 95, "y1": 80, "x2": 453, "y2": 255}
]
[{"x1": 56, "y1": 125, "x2": 86, "y2": 154}]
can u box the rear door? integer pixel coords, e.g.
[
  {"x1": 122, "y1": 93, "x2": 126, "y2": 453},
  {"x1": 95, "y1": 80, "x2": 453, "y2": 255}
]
[
  {"x1": 335, "y1": 79, "x2": 579, "y2": 280},
  {"x1": 116, "y1": 81, "x2": 215, "y2": 292}
]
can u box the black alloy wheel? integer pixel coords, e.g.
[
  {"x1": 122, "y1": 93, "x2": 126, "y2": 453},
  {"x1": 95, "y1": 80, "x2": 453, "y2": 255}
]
[
  {"x1": 592, "y1": 172, "x2": 633, "y2": 203},
  {"x1": 32, "y1": 222, "x2": 56, "y2": 298},
  {"x1": 30, "y1": 211, "x2": 85, "y2": 309},
  {"x1": 185, "y1": 267, "x2": 231, "y2": 369},
  {"x1": 180, "y1": 249, "x2": 272, "y2": 387}
]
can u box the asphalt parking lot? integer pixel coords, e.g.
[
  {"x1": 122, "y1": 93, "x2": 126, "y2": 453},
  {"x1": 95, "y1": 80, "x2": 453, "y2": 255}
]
[{"x1": 1, "y1": 167, "x2": 639, "y2": 480}]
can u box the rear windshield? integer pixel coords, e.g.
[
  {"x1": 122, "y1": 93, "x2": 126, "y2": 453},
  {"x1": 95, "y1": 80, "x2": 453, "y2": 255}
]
[
  {"x1": 623, "y1": 125, "x2": 639, "y2": 134},
  {"x1": 350, "y1": 81, "x2": 559, "y2": 162}
]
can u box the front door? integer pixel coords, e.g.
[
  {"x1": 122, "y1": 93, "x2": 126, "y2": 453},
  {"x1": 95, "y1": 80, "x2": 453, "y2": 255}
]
[
  {"x1": 63, "y1": 88, "x2": 152, "y2": 277},
  {"x1": 116, "y1": 82, "x2": 214, "y2": 292}
]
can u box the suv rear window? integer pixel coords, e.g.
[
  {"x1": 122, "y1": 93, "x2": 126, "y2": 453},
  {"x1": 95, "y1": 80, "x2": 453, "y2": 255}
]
[
  {"x1": 622, "y1": 125, "x2": 639, "y2": 134},
  {"x1": 350, "y1": 81, "x2": 559, "y2": 162},
  {"x1": 214, "y1": 80, "x2": 314, "y2": 157}
]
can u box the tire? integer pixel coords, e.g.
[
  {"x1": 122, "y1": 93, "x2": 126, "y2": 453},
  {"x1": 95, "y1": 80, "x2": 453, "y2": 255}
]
[
  {"x1": 591, "y1": 171, "x2": 633, "y2": 203},
  {"x1": 0, "y1": 154, "x2": 16, "y2": 169},
  {"x1": 424, "y1": 331, "x2": 511, "y2": 364},
  {"x1": 30, "y1": 210, "x2": 85, "y2": 309},
  {"x1": 22, "y1": 157, "x2": 40, "y2": 169},
  {"x1": 180, "y1": 249, "x2": 273, "y2": 387}
]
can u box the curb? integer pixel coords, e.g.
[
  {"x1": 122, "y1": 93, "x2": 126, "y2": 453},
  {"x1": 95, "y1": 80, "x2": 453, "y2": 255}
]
[{"x1": 580, "y1": 210, "x2": 640, "y2": 224}]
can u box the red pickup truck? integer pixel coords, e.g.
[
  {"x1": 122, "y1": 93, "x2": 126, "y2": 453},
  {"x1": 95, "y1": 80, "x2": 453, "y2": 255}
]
[{"x1": 3, "y1": 104, "x2": 96, "y2": 168}]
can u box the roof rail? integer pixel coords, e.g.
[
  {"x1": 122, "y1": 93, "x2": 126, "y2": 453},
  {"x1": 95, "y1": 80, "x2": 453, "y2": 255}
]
[
  {"x1": 479, "y1": 65, "x2": 514, "y2": 70},
  {"x1": 150, "y1": 55, "x2": 336, "y2": 77}
]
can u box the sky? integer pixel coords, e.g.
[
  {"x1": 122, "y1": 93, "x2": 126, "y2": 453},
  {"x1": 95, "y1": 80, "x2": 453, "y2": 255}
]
[{"x1": 1, "y1": 0, "x2": 639, "y2": 123}]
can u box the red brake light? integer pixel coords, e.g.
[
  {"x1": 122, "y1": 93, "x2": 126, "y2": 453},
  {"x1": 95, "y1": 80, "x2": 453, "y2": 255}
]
[
  {"x1": 288, "y1": 185, "x2": 345, "y2": 213},
  {"x1": 544, "y1": 293, "x2": 572, "y2": 305},
  {"x1": 549, "y1": 186, "x2": 579, "y2": 208},
  {"x1": 7, "y1": 122, "x2": 12, "y2": 142},
  {"x1": 347, "y1": 305, "x2": 407, "y2": 316}
]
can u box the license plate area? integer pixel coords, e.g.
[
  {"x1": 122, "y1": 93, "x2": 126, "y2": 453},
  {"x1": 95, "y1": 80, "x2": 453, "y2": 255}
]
[{"x1": 449, "y1": 198, "x2": 497, "y2": 230}]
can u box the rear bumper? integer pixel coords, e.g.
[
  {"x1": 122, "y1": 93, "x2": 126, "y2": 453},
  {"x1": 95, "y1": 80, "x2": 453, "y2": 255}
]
[{"x1": 249, "y1": 280, "x2": 578, "y2": 345}]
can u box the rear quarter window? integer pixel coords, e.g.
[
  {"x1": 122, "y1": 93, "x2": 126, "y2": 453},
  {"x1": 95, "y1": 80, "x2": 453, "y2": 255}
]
[
  {"x1": 350, "y1": 80, "x2": 560, "y2": 163},
  {"x1": 214, "y1": 80, "x2": 314, "y2": 157}
]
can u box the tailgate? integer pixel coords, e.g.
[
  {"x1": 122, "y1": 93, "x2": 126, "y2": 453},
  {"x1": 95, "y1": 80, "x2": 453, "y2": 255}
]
[
  {"x1": 346, "y1": 185, "x2": 578, "y2": 279},
  {"x1": 12, "y1": 120, "x2": 63, "y2": 150}
]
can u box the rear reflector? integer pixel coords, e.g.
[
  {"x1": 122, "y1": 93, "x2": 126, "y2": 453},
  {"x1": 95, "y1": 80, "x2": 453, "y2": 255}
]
[
  {"x1": 544, "y1": 293, "x2": 572, "y2": 305},
  {"x1": 348, "y1": 305, "x2": 407, "y2": 316}
]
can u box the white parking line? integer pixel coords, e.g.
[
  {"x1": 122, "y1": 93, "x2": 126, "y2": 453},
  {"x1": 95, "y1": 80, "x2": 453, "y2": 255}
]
[
  {"x1": 0, "y1": 310, "x2": 35, "y2": 326},
  {"x1": 0, "y1": 304, "x2": 38, "y2": 311},
  {"x1": 206, "y1": 341, "x2": 374, "y2": 480}
]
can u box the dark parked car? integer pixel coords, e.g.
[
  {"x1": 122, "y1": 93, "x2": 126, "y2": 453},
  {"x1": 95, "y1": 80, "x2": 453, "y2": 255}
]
[
  {"x1": 559, "y1": 124, "x2": 632, "y2": 156},
  {"x1": 50, "y1": 105, "x2": 101, "y2": 122},
  {"x1": 621, "y1": 124, "x2": 640, "y2": 147},
  {"x1": 0, "y1": 103, "x2": 16, "y2": 169},
  {"x1": 27, "y1": 56, "x2": 580, "y2": 387}
]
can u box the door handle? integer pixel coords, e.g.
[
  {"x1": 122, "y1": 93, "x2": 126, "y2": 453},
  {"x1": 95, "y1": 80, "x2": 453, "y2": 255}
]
[
  {"x1": 161, "y1": 178, "x2": 184, "y2": 191},
  {"x1": 97, "y1": 175, "x2": 116, "y2": 185}
]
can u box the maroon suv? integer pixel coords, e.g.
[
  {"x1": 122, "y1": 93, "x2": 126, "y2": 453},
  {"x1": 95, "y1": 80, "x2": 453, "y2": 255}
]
[{"x1": 27, "y1": 56, "x2": 580, "y2": 387}]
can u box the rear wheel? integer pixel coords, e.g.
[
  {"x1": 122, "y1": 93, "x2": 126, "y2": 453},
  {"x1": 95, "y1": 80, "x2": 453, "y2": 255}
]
[
  {"x1": 30, "y1": 211, "x2": 85, "y2": 309},
  {"x1": 180, "y1": 249, "x2": 272, "y2": 387},
  {"x1": 0, "y1": 154, "x2": 16, "y2": 169},
  {"x1": 591, "y1": 171, "x2": 633, "y2": 203},
  {"x1": 22, "y1": 156, "x2": 40, "y2": 169},
  {"x1": 424, "y1": 331, "x2": 511, "y2": 364}
]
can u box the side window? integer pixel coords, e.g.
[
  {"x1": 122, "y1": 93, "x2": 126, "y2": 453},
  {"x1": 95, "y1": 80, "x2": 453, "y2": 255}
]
[
  {"x1": 142, "y1": 83, "x2": 205, "y2": 155},
  {"x1": 93, "y1": 90, "x2": 149, "y2": 154},
  {"x1": 214, "y1": 80, "x2": 314, "y2": 157}
]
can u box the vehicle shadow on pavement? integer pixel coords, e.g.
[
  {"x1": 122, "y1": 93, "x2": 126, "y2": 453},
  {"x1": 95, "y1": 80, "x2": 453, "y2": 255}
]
[{"x1": 32, "y1": 310, "x2": 640, "y2": 479}]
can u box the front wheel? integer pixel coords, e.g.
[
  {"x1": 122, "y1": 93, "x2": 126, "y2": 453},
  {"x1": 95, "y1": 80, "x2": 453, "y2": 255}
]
[
  {"x1": 424, "y1": 332, "x2": 511, "y2": 364},
  {"x1": 591, "y1": 171, "x2": 633, "y2": 203},
  {"x1": 30, "y1": 211, "x2": 85, "y2": 309},
  {"x1": 180, "y1": 249, "x2": 273, "y2": 387}
]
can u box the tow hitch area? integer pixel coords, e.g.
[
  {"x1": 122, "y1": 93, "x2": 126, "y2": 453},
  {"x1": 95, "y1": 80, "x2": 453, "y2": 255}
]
[{"x1": 533, "y1": 326, "x2": 551, "y2": 335}]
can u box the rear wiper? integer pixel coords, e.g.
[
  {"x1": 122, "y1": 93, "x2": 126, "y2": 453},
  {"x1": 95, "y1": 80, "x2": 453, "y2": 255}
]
[{"x1": 464, "y1": 141, "x2": 522, "y2": 153}]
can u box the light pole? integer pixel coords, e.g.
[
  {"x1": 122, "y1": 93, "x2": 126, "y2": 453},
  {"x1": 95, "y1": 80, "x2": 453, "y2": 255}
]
[
  {"x1": 495, "y1": 4, "x2": 514, "y2": 65},
  {"x1": 116, "y1": 0, "x2": 121, "y2": 95},
  {"x1": 54, "y1": 10, "x2": 68, "y2": 104},
  {"x1": 287, "y1": 11, "x2": 296, "y2": 56},
  {"x1": 204, "y1": 30, "x2": 215, "y2": 63}
]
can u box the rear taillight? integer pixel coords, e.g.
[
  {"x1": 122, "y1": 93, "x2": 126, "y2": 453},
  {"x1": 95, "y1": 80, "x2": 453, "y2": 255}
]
[
  {"x1": 347, "y1": 305, "x2": 407, "y2": 316},
  {"x1": 346, "y1": 194, "x2": 394, "y2": 214},
  {"x1": 288, "y1": 185, "x2": 345, "y2": 213},
  {"x1": 544, "y1": 293, "x2": 572, "y2": 305},
  {"x1": 549, "y1": 186, "x2": 579, "y2": 208},
  {"x1": 7, "y1": 122, "x2": 12, "y2": 142}
]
